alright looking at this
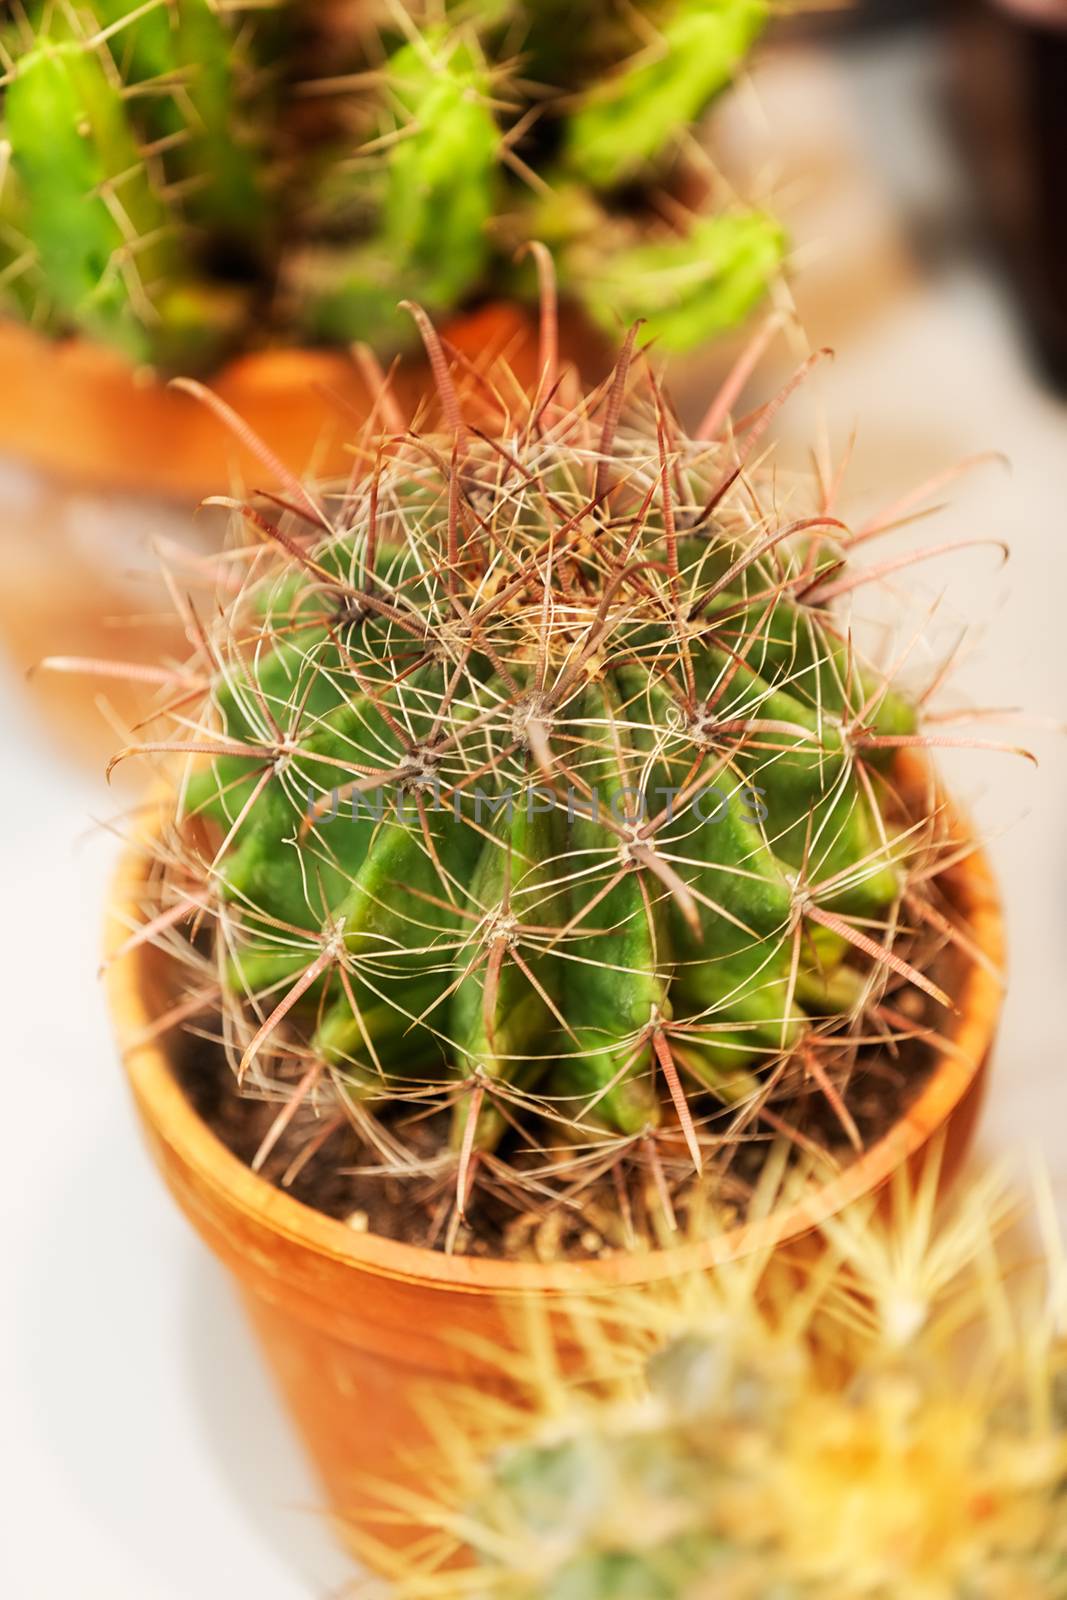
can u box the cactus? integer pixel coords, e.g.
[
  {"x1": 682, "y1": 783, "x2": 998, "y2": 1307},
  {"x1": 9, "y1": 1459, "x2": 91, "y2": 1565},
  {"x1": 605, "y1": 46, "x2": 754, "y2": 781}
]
[
  {"x1": 561, "y1": 0, "x2": 769, "y2": 191},
  {"x1": 3, "y1": 35, "x2": 183, "y2": 362},
  {"x1": 376, "y1": 1169, "x2": 1067, "y2": 1598},
  {"x1": 109, "y1": 297, "x2": 998, "y2": 1237},
  {"x1": 300, "y1": 27, "x2": 502, "y2": 349},
  {"x1": 0, "y1": 0, "x2": 783, "y2": 370},
  {"x1": 563, "y1": 208, "x2": 788, "y2": 351}
]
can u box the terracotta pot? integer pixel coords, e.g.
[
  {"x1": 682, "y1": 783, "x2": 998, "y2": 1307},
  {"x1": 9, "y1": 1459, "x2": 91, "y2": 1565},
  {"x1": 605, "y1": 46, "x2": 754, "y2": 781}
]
[
  {"x1": 0, "y1": 302, "x2": 562, "y2": 501},
  {"x1": 106, "y1": 771, "x2": 1003, "y2": 1564}
]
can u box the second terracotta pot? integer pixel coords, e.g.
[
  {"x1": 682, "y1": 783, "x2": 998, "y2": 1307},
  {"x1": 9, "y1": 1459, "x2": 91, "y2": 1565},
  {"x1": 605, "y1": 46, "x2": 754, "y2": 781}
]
[{"x1": 0, "y1": 302, "x2": 570, "y2": 500}]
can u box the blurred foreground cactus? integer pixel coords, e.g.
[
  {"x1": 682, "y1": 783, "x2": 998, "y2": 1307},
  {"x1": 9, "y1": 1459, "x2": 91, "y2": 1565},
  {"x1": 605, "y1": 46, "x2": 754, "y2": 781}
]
[
  {"x1": 0, "y1": 0, "x2": 783, "y2": 370},
  {"x1": 377, "y1": 1169, "x2": 1067, "y2": 1598},
  {"x1": 115, "y1": 298, "x2": 989, "y2": 1234}
]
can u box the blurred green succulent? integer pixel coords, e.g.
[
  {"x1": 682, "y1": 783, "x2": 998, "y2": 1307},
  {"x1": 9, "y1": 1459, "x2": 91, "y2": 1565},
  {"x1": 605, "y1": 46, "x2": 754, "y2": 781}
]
[{"x1": 0, "y1": 0, "x2": 783, "y2": 371}]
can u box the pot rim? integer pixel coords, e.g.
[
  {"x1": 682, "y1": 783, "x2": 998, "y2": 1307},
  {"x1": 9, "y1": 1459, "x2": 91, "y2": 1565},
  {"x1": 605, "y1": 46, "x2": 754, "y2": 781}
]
[
  {"x1": 0, "y1": 304, "x2": 540, "y2": 500},
  {"x1": 107, "y1": 769, "x2": 1004, "y2": 1296}
]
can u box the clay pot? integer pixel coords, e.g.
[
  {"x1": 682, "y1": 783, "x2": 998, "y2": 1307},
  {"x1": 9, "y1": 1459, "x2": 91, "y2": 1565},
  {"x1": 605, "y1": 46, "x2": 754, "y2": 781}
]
[
  {"x1": 105, "y1": 771, "x2": 1002, "y2": 1564},
  {"x1": 0, "y1": 302, "x2": 555, "y2": 500}
]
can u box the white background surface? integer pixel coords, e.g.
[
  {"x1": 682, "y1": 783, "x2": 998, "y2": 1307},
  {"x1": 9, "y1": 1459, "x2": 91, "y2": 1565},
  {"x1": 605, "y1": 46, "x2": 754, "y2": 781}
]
[
  {"x1": 0, "y1": 697, "x2": 354, "y2": 1596},
  {"x1": 3, "y1": 28, "x2": 1066, "y2": 1600}
]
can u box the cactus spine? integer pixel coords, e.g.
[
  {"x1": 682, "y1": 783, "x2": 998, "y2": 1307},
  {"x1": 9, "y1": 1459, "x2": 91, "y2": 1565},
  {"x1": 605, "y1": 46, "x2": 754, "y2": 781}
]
[{"x1": 0, "y1": 0, "x2": 782, "y2": 369}]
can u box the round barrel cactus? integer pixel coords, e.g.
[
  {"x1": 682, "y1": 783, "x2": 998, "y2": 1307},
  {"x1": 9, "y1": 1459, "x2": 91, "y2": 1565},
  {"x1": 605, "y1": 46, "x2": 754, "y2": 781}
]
[
  {"x1": 0, "y1": 0, "x2": 783, "y2": 370},
  {"x1": 119, "y1": 304, "x2": 977, "y2": 1231}
]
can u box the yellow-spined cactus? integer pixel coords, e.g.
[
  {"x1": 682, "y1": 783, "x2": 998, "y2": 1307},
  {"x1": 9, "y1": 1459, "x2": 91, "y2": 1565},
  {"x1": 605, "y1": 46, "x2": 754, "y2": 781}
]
[{"x1": 369, "y1": 1164, "x2": 1067, "y2": 1598}]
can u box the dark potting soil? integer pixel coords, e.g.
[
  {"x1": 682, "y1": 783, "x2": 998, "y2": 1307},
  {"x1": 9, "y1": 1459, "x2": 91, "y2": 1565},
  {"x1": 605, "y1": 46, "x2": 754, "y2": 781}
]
[{"x1": 172, "y1": 970, "x2": 949, "y2": 1263}]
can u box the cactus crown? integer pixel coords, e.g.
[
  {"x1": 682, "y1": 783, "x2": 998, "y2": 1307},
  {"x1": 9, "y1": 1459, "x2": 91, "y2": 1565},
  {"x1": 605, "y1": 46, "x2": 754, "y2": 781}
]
[
  {"x1": 0, "y1": 0, "x2": 783, "y2": 370},
  {"x1": 375, "y1": 1169, "x2": 1067, "y2": 1597},
  {"x1": 118, "y1": 304, "x2": 992, "y2": 1250}
]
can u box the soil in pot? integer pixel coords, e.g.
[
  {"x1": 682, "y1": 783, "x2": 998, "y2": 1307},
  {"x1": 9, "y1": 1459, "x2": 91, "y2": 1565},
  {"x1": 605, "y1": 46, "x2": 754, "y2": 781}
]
[{"x1": 162, "y1": 827, "x2": 985, "y2": 1265}]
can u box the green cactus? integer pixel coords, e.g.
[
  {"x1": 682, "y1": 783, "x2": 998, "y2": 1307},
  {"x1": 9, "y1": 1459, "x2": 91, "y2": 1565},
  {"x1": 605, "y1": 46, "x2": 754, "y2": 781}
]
[
  {"x1": 127, "y1": 312, "x2": 968, "y2": 1220},
  {"x1": 563, "y1": 208, "x2": 788, "y2": 351},
  {"x1": 89, "y1": 0, "x2": 268, "y2": 244},
  {"x1": 303, "y1": 28, "x2": 501, "y2": 347},
  {"x1": 0, "y1": 0, "x2": 783, "y2": 370},
  {"x1": 4, "y1": 35, "x2": 179, "y2": 361},
  {"x1": 562, "y1": 0, "x2": 769, "y2": 191},
  {"x1": 482, "y1": 1425, "x2": 717, "y2": 1600}
]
